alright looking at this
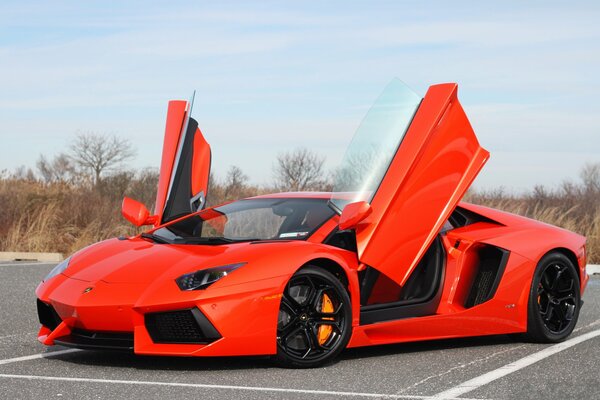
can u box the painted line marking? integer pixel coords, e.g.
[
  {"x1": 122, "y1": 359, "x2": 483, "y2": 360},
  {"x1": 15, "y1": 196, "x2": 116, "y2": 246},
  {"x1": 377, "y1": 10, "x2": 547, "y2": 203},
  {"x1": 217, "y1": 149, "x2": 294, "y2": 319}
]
[
  {"x1": 396, "y1": 343, "x2": 526, "y2": 395},
  {"x1": 0, "y1": 349, "x2": 81, "y2": 366},
  {"x1": 397, "y1": 318, "x2": 599, "y2": 396},
  {"x1": 574, "y1": 318, "x2": 600, "y2": 332},
  {"x1": 432, "y1": 328, "x2": 600, "y2": 399},
  {"x1": 588, "y1": 264, "x2": 600, "y2": 274},
  {"x1": 0, "y1": 374, "x2": 486, "y2": 400},
  {"x1": 0, "y1": 262, "x2": 55, "y2": 267}
]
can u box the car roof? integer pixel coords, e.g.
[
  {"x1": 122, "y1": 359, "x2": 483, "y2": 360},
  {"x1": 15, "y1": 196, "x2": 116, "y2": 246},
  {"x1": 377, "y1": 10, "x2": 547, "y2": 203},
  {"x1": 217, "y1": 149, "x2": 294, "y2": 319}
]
[{"x1": 248, "y1": 192, "x2": 333, "y2": 200}]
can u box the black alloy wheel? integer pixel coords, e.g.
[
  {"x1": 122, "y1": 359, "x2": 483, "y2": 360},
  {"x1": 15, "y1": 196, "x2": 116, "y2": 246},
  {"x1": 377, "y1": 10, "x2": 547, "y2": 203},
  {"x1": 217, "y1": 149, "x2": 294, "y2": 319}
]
[
  {"x1": 526, "y1": 252, "x2": 581, "y2": 342},
  {"x1": 275, "y1": 266, "x2": 352, "y2": 368}
]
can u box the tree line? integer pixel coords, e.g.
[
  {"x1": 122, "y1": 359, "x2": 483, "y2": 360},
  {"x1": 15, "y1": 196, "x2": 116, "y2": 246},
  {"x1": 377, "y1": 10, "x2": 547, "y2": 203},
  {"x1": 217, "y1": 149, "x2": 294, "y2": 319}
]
[
  {"x1": 1, "y1": 132, "x2": 598, "y2": 263},
  {"x1": 8, "y1": 132, "x2": 332, "y2": 208}
]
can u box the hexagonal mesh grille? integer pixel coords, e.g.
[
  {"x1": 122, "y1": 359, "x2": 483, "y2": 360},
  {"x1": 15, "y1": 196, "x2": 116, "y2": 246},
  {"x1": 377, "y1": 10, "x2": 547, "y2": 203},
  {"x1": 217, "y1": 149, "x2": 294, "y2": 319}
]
[{"x1": 145, "y1": 308, "x2": 220, "y2": 344}]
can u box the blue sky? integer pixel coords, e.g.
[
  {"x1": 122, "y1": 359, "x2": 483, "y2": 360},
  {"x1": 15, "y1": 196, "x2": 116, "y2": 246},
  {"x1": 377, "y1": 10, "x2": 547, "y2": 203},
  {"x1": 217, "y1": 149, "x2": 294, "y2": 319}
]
[{"x1": 1, "y1": 1, "x2": 599, "y2": 191}]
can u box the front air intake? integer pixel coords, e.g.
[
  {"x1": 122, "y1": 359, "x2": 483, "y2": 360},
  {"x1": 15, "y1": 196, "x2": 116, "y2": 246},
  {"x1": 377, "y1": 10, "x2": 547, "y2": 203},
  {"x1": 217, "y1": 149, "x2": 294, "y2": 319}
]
[
  {"x1": 144, "y1": 308, "x2": 221, "y2": 344},
  {"x1": 37, "y1": 299, "x2": 62, "y2": 330}
]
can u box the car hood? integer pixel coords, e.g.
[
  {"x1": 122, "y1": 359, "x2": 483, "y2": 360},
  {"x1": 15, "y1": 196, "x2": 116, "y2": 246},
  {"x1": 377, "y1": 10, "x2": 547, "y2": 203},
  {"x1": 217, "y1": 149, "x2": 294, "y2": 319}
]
[{"x1": 63, "y1": 237, "x2": 262, "y2": 284}]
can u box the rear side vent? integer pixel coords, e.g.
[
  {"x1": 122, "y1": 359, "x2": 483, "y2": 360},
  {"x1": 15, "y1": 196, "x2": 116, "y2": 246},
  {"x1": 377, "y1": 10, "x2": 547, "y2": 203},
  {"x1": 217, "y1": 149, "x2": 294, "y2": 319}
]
[
  {"x1": 465, "y1": 246, "x2": 510, "y2": 308},
  {"x1": 37, "y1": 299, "x2": 62, "y2": 330},
  {"x1": 145, "y1": 308, "x2": 221, "y2": 344}
]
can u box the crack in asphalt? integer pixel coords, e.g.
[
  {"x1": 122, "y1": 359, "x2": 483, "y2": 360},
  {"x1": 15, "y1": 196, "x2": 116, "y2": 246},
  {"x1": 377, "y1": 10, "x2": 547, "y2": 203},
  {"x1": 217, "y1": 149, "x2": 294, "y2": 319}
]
[{"x1": 393, "y1": 344, "x2": 526, "y2": 396}]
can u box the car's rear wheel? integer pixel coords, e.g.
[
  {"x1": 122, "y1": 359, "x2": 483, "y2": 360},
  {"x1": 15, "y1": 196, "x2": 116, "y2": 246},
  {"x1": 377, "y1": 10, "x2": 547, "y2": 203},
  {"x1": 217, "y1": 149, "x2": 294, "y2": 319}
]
[
  {"x1": 526, "y1": 252, "x2": 581, "y2": 342},
  {"x1": 275, "y1": 266, "x2": 352, "y2": 368}
]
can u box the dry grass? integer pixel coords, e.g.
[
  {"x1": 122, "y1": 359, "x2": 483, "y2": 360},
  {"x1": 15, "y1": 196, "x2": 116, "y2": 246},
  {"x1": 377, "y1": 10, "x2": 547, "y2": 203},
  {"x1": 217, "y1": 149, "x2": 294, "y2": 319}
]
[
  {"x1": 1, "y1": 166, "x2": 598, "y2": 263},
  {"x1": 0, "y1": 170, "x2": 269, "y2": 256},
  {"x1": 0, "y1": 177, "x2": 137, "y2": 255},
  {"x1": 465, "y1": 184, "x2": 600, "y2": 263}
]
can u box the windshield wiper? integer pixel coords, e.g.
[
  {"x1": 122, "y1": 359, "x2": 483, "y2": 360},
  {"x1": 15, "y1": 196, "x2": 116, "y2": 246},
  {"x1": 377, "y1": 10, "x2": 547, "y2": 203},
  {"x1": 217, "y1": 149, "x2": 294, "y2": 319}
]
[
  {"x1": 140, "y1": 232, "x2": 170, "y2": 244},
  {"x1": 173, "y1": 237, "x2": 260, "y2": 245}
]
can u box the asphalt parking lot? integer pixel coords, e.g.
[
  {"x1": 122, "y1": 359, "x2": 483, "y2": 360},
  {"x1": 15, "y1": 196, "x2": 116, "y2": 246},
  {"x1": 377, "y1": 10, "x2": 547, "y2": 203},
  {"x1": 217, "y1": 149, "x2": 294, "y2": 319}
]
[{"x1": 1, "y1": 262, "x2": 598, "y2": 400}]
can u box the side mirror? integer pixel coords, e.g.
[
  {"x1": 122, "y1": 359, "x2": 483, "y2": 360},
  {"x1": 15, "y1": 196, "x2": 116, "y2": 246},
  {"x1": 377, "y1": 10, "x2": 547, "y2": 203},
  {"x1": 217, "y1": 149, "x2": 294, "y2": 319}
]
[
  {"x1": 121, "y1": 197, "x2": 157, "y2": 227},
  {"x1": 339, "y1": 201, "x2": 372, "y2": 230}
]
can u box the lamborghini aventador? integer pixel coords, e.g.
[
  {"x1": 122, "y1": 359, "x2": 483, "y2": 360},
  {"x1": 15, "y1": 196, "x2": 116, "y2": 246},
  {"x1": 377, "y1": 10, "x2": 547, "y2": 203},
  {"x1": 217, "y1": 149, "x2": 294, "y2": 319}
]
[{"x1": 36, "y1": 80, "x2": 588, "y2": 367}]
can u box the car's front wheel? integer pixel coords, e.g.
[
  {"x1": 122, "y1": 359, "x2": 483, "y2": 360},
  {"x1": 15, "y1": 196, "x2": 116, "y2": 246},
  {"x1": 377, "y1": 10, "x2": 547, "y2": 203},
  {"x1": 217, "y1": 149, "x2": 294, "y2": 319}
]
[
  {"x1": 275, "y1": 266, "x2": 352, "y2": 368},
  {"x1": 526, "y1": 252, "x2": 581, "y2": 342}
]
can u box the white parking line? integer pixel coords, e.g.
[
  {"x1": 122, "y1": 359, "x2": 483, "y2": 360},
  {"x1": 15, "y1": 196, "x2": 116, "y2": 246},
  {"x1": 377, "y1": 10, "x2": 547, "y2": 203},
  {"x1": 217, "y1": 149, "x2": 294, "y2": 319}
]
[
  {"x1": 0, "y1": 262, "x2": 55, "y2": 267},
  {"x1": 0, "y1": 349, "x2": 81, "y2": 366},
  {"x1": 588, "y1": 264, "x2": 600, "y2": 274},
  {"x1": 432, "y1": 328, "x2": 600, "y2": 399},
  {"x1": 0, "y1": 373, "x2": 486, "y2": 400},
  {"x1": 574, "y1": 318, "x2": 600, "y2": 332}
]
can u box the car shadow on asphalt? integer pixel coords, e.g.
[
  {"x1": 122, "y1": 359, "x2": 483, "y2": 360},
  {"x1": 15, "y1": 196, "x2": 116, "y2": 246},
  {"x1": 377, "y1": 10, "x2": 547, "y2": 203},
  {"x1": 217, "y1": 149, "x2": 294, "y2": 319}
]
[
  {"x1": 48, "y1": 334, "x2": 520, "y2": 371},
  {"x1": 341, "y1": 334, "x2": 522, "y2": 361}
]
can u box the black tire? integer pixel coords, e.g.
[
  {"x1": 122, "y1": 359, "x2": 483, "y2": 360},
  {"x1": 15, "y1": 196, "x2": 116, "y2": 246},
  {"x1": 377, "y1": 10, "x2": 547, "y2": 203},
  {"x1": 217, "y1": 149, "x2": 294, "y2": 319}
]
[
  {"x1": 526, "y1": 252, "x2": 581, "y2": 343},
  {"x1": 275, "y1": 266, "x2": 352, "y2": 368}
]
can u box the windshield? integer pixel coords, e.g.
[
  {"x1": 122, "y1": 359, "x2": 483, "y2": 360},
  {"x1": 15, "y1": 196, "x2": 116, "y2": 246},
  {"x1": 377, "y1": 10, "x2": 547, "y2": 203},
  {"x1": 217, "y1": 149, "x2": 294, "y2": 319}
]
[
  {"x1": 149, "y1": 198, "x2": 335, "y2": 244},
  {"x1": 330, "y1": 79, "x2": 422, "y2": 212}
]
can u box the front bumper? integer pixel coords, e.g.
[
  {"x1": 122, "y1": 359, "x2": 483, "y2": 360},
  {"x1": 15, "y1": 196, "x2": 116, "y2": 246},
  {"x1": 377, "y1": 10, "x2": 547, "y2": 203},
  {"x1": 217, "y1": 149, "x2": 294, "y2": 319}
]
[
  {"x1": 36, "y1": 301, "x2": 220, "y2": 351},
  {"x1": 35, "y1": 274, "x2": 285, "y2": 357}
]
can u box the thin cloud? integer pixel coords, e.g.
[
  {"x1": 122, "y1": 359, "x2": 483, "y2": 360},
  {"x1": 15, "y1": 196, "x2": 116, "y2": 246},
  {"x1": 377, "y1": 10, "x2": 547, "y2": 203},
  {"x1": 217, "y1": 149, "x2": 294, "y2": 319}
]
[{"x1": 1, "y1": 0, "x2": 598, "y2": 191}]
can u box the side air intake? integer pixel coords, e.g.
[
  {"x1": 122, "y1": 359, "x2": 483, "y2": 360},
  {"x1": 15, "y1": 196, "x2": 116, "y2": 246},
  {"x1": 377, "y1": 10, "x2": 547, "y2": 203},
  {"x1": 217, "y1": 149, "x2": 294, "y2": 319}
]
[
  {"x1": 145, "y1": 308, "x2": 221, "y2": 344},
  {"x1": 465, "y1": 245, "x2": 510, "y2": 308}
]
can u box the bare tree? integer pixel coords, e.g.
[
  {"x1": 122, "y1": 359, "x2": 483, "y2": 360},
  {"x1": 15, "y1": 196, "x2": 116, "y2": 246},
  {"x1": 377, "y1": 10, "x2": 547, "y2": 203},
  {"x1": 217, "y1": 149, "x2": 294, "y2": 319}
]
[
  {"x1": 68, "y1": 132, "x2": 136, "y2": 185},
  {"x1": 273, "y1": 148, "x2": 327, "y2": 191},
  {"x1": 580, "y1": 162, "x2": 600, "y2": 193},
  {"x1": 126, "y1": 167, "x2": 160, "y2": 209},
  {"x1": 37, "y1": 153, "x2": 75, "y2": 184},
  {"x1": 12, "y1": 165, "x2": 35, "y2": 181},
  {"x1": 223, "y1": 165, "x2": 248, "y2": 199}
]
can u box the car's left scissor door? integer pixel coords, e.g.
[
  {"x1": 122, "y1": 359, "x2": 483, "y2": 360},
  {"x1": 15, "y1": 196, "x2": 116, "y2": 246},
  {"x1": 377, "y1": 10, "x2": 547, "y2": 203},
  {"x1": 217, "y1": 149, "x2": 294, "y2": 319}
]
[{"x1": 154, "y1": 93, "x2": 211, "y2": 225}]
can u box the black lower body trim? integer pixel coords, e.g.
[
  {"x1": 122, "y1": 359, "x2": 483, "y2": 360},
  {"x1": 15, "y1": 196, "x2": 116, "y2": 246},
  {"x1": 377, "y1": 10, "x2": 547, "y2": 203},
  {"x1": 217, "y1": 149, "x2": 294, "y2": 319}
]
[
  {"x1": 465, "y1": 246, "x2": 510, "y2": 308},
  {"x1": 145, "y1": 307, "x2": 221, "y2": 344},
  {"x1": 54, "y1": 329, "x2": 133, "y2": 351}
]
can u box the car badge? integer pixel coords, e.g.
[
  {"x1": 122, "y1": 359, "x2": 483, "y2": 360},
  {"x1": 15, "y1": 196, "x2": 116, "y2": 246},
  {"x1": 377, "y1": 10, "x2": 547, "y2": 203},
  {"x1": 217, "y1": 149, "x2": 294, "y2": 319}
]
[{"x1": 82, "y1": 287, "x2": 94, "y2": 294}]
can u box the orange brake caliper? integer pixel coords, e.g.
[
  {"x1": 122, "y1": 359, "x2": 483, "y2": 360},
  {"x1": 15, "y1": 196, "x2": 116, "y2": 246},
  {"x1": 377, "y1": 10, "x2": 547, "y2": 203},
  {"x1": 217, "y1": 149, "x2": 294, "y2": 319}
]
[{"x1": 317, "y1": 293, "x2": 334, "y2": 345}]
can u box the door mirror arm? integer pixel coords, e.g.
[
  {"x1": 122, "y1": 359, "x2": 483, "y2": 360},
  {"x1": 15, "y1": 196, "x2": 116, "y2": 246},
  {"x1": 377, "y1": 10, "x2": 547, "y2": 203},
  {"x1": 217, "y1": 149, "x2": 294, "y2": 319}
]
[
  {"x1": 339, "y1": 201, "x2": 372, "y2": 230},
  {"x1": 122, "y1": 197, "x2": 157, "y2": 227}
]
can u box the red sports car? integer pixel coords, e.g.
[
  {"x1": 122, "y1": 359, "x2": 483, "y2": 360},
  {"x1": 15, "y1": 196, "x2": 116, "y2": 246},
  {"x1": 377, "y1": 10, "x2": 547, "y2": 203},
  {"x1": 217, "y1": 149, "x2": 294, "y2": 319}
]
[{"x1": 36, "y1": 80, "x2": 588, "y2": 367}]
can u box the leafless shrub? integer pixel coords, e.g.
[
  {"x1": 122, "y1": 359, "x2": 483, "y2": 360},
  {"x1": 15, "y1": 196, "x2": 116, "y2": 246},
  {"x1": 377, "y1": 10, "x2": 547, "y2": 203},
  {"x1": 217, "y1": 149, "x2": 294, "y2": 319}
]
[
  {"x1": 273, "y1": 148, "x2": 328, "y2": 192},
  {"x1": 224, "y1": 165, "x2": 249, "y2": 199},
  {"x1": 580, "y1": 162, "x2": 600, "y2": 193},
  {"x1": 37, "y1": 153, "x2": 76, "y2": 184},
  {"x1": 126, "y1": 168, "x2": 160, "y2": 211},
  {"x1": 69, "y1": 132, "x2": 136, "y2": 186}
]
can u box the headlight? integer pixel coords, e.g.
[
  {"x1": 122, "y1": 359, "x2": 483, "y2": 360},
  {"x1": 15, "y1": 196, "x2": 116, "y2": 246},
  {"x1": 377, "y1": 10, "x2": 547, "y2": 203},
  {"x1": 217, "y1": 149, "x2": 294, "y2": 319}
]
[
  {"x1": 44, "y1": 256, "x2": 71, "y2": 281},
  {"x1": 175, "y1": 262, "x2": 246, "y2": 291}
]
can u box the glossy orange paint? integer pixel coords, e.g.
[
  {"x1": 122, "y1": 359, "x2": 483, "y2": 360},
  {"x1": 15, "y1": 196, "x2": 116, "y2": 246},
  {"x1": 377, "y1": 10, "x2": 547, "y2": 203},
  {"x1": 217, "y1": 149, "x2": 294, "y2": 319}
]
[
  {"x1": 36, "y1": 196, "x2": 586, "y2": 355},
  {"x1": 35, "y1": 82, "x2": 588, "y2": 359},
  {"x1": 354, "y1": 83, "x2": 489, "y2": 287},
  {"x1": 121, "y1": 196, "x2": 156, "y2": 226},
  {"x1": 154, "y1": 98, "x2": 211, "y2": 224},
  {"x1": 154, "y1": 100, "x2": 186, "y2": 223},
  {"x1": 191, "y1": 126, "x2": 211, "y2": 197},
  {"x1": 36, "y1": 236, "x2": 361, "y2": 356},
  {"x1": 339, "y1": 201, "x2": 372, "y2": 230}
]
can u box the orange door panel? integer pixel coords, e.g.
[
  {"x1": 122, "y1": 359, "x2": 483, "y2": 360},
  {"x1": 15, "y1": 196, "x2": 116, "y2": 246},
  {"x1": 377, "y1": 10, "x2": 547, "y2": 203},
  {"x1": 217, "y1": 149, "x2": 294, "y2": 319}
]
[
  {"x1": 154, "y1": 94, "x2": 211, "y2": 225},
  {"x1": 355, "y1": 83, "x2": 489, "y2": 286}
]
